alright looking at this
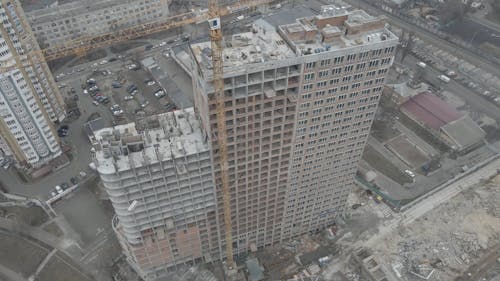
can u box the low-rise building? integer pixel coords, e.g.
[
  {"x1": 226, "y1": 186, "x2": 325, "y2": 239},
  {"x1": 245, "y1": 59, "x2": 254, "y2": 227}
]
[{"x1": 400, "y1": 92, "x2": 485, "y2": 152}]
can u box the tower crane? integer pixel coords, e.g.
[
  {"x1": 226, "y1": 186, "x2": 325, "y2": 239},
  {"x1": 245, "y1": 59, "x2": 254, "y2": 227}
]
[
  {"x1": 207, "y1": 0, "x2": 234, "y2": 268},
  {"x1": 0, "y1": 0, "x2": 275, "y2": 73}
]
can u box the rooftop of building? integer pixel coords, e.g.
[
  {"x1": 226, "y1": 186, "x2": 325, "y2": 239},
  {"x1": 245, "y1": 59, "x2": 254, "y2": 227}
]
[
  {"x1": 190, "y1": 5, "x2": 397, "y2": 78},
  {"x1": 94, "y1": 108, "x2": 208, "y2": 174},
  {"x1": 190, "y1": 19, "x2": 296, "y2": 75},
  {"x1": 278, "y1": 5, "x2": 397, "y2": 55},
  {"x1": 401, "y1": 92, "x2": 462, "y2": 130},
  {"x1": 440, "y1": 115, "x2": 485, "y2": 151}
]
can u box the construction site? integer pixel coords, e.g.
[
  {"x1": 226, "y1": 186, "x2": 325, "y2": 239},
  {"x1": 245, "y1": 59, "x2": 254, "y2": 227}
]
[{"x1": 1, "y1": 0, "x2": 500, "y2": 280}]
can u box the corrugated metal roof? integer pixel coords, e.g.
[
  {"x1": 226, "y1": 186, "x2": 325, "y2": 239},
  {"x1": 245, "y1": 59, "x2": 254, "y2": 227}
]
[{"x1": 401, "y1": 92, "x2": 462, "y2": 130}]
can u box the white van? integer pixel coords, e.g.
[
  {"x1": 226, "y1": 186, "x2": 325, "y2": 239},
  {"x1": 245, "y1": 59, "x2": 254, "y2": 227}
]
[
  {"x1": 417, "y1": 61, "x2": 427, "y2": 68},
  {"x1": 438, "y1": 75, "x2": 450, "y2": 83}
]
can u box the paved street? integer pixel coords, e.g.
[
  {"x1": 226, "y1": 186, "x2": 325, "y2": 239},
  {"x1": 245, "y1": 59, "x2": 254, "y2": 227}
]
[
  {"x1": 349, "y1": 0, "x2": 500, "y2": 76},
  {"x1": 403, "y1": 54, "x2": 500, "y2": 122}
]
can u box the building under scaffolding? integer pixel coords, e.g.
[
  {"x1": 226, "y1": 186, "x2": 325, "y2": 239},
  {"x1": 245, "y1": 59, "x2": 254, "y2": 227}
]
[{"x1": 94, "y1": 108, "x2": 219, "y2": 280}]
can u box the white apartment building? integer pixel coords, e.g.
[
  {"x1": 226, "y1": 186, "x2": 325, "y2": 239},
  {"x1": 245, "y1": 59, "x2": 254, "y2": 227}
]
[
  {"x1": 25, "y1": 0, "x2": 171, "y2": 49},
  {"x1": 95, "y1": 109, "x2": 219, "y2": 280},
  {"x1": 0, "y1": 0, "x2": 64, "y2": 166},
  {"x1": 190, "y1": 6, "x2": 398, "y2": 257}
]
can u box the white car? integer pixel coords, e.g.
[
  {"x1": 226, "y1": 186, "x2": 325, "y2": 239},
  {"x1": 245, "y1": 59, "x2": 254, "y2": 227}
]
[
  {"x1": 92, "y1": 100, "x2": 99, "y2": 106},
  {"x1": 159, "y1": 41, "x2": 167, "y2": 47},
  {"x1": 124, "y1": 95, "x2": 134, "y2": 101},
  {"x1": 130, "y1": 89, "x2": 138, "y2": 96},
  {"x1": 55, "y1": 185, "x2": 63, "y2": 194},
  {"x1": 99, "y1": 60, "x2": 108, "y2": 65},
  {"x1": 438, "y1": 75, "x2": 450, "y2": 83},
  {"x1": 146, "y1": 80, "x2": 156, "y2": 86},
  {"x1": 155, "y1": 91, "x2": 166, "y2": 98},
  {"x1": 141, "y1": 101, "x2": 150, "y2": 108},
  {"x1": 404, "y1": 169, "x2": 416, "y2": 178},
  {"x1": 127, "y1": 64, "x2": 137, "y2": 70}
]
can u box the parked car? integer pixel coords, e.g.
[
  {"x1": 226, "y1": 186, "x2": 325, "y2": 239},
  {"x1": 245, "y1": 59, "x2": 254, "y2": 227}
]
[
  {"x1": 145, "y1": 79, "x2": 156, "y2": 86},
  {"x1": 130, "y1": 89, "x2": 138, "y2": 96},
  {"x1": 155, "y1": 91, "x2": 166, "y2": 98},
  {"x1": 112, "y1": 81, "x2": 122, "y2": 88},
  {"x1": 70, "y1": 177, "x2": 78, "y2": 185},
  {"x1": 126, "y1": 84, "x2": 137, "y2": 93},
  {"x1": 404, "y1": 169, "x2": 416, "y2": 178},
  {"x1": 141, "y1": 101, "x2": 150, "y2": 108},
  {"x1": 55, "y1": 185, "x2": 63, "y2": 194},
  {"x1": 61, "y1": 183, "x2": 69, "y2": 190},
  {"x1": 154, "y1": 89, "x2": 165, "y2": 98},
  {"x1": 438, "y1": 75, "x2": 450, "y2": 83},
  {"x1": 58, "y1": 125, "x2": 69, "y2": 137},
  {"x1": 92, "y1": 100, "x2": 99, "y2": 106},
  {"x1": 87, "y1": 78, "x2": 96, "y2": 85},
  {"x1": 124, "y1": 95, "x2": 134, "y2": 101}
]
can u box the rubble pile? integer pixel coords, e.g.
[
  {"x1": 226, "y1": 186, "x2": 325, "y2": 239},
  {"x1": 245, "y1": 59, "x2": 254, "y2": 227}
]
[{"x1": 372, "y1": 176, "x2": 500, "y2": 280}]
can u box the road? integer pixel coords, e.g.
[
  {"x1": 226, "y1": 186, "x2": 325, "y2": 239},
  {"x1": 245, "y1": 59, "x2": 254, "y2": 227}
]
[
  {"x1": 349, "y1": 0, "x2": 500, "y2": 76},
  {"x1": 403, "y1": 54, "x2": 500, "y2": 122},
  {"x1": 444, "y1": 18, "x2": 500, "y2": 48}
]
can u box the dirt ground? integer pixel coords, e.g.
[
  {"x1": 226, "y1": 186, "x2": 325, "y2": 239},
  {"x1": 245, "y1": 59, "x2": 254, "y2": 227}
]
[
  {"x1": 0, "y1": 231, "x2": 49, "y2": 278},
  {"x1": 42, "y1": 221, "x2": 64, "y2": 237},
  {"x1": 0, "y1": 205, "x2": 48, "y2": 227},
  {"x1": 371, "y1": 175, "x2": 500, "y2": 281},
  {"x1": 362, "y1": 145, "x2": 412, "y2": 185},
  {"x1": 37, "y1": 256, "x2": 93, "y2": 281},
  {"x1": 386, "y1": 135, "x2": 430, "y2": 169}
]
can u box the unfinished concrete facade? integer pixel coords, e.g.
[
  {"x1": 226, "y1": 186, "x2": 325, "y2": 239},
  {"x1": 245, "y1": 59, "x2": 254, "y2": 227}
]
[
  {"x1": 0, "y1": 0, "x2": 64, "y2": 166},
  {"x1": 95, "y1": 108, "x2": 218, "y2": 280},
  {"x1": 190, "y1": 5, "x2": 398, "y2": 258},
  {"x1": 25, "y1": 0, "x2": 170, "y2": 49}
]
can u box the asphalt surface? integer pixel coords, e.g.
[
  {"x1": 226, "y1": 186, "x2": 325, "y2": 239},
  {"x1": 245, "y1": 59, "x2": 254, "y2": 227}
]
[
  {"x1": 403, "y1": 54, "x2": 500, "y2": 122},
  {"x1": 350, "y1": 0, "x2": 500, "y2": 76},
  {"x1": 444, "y1": 18, "x2": 500, "y2": 48}
]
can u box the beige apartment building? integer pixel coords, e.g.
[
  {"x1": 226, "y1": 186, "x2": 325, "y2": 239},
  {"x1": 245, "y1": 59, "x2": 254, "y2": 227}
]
[{"x1": 191, "y1": 5, "x2": 398, "y2": 256}]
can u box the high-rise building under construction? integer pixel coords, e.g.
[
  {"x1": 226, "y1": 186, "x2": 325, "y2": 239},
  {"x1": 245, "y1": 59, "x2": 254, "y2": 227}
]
[
  {"x1": 190, "y1": 5, "x2": 398, "y2": 255},
  {"x1": 0, "y1": 0, "x2": 65, "y2": 167},
  {"x1": 96, "y1": 5, "x2": 398, "y2": 280}
]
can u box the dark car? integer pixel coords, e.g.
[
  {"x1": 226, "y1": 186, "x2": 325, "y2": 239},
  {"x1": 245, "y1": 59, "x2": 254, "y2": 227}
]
[
  {"x1": 70, "y1": 177, "x2": 78, "y2": 185},
  {"x1": 126, "y1": 84, "x2": 137, "y2": 93},
  {"x1": 61, "y1": 183, "x2": 69, "y2": 190},
  {"x1": 112, "y1": 81, "x2": 122, "y2": 88}
]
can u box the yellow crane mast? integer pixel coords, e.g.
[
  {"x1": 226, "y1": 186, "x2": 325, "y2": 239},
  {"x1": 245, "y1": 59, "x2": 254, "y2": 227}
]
[{"x1": 207, "y1": 0, "x2": 234, "y2": 269}]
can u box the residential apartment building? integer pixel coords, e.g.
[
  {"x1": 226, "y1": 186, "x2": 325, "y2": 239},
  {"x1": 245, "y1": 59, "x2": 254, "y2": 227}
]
[
  {"x1": 25, "y1": 0, "x2": 171, "y2": 49},
  {"x1": 190, "y1": 6, "x2": 398, "y2": 256},
  {"x1": 0, "y1": 0, "x2": 64, "y2": 166},
  {"x1": 97, "y1": 5, "x2": 398, "y2": 279},
  {"x1": 95, "y1": 109, "x2": 219, "y2": 280},
  {"x1": 278, "y1": 8, "x2": 397, "y2": 238}
]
